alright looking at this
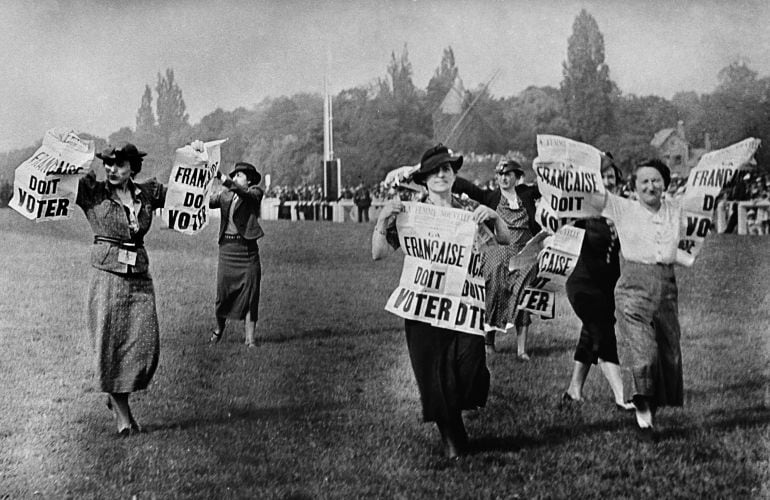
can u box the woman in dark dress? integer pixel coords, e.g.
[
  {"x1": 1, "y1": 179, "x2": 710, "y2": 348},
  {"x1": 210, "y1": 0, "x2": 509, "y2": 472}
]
[
  {"x1": 76, "y1": 142, "x2": 170, "y2": 435},
  {"x1": 562, "y1": 157, "x2": 634, "y2": 410},
  {"x1": 207, "y1": 161, "x2": 265, "y2": 347},
  {"x1": 372, "y1": 144, "x2": 510, "y2": 459}
]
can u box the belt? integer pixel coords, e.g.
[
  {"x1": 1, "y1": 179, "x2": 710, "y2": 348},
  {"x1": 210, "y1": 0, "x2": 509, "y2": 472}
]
[
  {"x1": 94, "y1": 235, "x2": 144, "y2": 249},
  {"x1": 221, "y1": 233, "x2": 244, "y2": 241}
]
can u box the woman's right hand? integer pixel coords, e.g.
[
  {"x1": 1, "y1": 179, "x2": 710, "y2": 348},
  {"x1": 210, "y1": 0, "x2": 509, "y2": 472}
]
[{"x1": 378, "y1": 199, "x2": 403, "y2": 223}]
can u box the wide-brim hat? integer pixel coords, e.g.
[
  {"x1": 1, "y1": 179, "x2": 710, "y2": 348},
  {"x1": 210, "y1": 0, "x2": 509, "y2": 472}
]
[
  {"x1": 230, "y1": 162, "x2": 261, "y2": 185},
  {"x1": 413, "y1": 143, "x2": 463, "y2": 183},
  {"x1": 495, "y1": 159, "x2": 524, "y2": 178},
  {"x1": 96, "y1": 142, "x2": 147, "y2": 165},
  {"x1": 601, "y1": 152, "x2": 624, "y2": 182}
]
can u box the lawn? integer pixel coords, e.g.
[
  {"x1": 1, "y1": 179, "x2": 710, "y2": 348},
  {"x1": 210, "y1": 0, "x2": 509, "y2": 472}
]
[{"x1": 0, "y1": 208, "x2": 768, "y2": 499}]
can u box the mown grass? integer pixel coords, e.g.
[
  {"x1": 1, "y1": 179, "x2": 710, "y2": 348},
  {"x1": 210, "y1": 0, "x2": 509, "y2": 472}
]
[{"x1": 0, "y1": 208, "x2": 768, "y2": 499}]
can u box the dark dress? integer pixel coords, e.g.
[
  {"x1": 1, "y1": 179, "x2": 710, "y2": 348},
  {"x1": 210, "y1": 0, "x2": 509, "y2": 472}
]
[
  {"x1": 76, "y1": 171, "x2": 166, "y2": 393},
  {"x1": 386, "y1": 196, "x2": 490, "y2": 424},
  {"x1": 565, "y1": 217, "x2": 621, "y2": 365},
  {"x1": 210, "y1": 184, "x2": 265, "y2": 320}
]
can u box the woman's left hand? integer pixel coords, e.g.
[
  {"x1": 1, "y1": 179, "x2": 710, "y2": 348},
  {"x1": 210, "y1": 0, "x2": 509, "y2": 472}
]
[
  {"x1": 190, "y1": 140, "x2": 205, "y2": 153},
  {"x1": 472, "y1": 205, "x2": 498, "y2": 224}
]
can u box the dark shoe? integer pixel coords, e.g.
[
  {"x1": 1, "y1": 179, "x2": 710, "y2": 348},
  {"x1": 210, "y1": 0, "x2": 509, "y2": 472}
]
[
  {"x1": 636, "y1": 426, "x2": 655, "y2": 443},
  {"x1": 209, "y1": 329, "x2": 222, "y2": 344},
  {"x1": 106, "y1": 395, "x2": 113, "y2": 411},
  {"x1": 559, "y1": 392, "x2": 580, "y2": 407}
]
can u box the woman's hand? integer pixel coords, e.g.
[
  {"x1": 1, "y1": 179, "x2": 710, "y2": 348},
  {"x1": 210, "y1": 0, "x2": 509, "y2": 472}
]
[
  {"x1": 472, "y1": 205, "x2": 498, "y2": 224},
  {"x1": 190, "y1": 140, "x2": 205, "y2": 153},
  {"x1": 377, "y1": 199, "x2": 403, "y2": 224}
]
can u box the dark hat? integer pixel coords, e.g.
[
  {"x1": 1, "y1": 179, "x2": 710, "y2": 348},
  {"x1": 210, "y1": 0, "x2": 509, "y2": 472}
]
[
  {"x1": 413, "y1": 144, "x2": 463, "y2": 183},
  {"x1": 230, "y1": 162, "x2": 261, "y2": 185},
  {"x1": 601, "y1": 152, "x2": 623, "y2": 183},
  {"x1": 96, "y1": 142, "x2": 147, "y2": 165},
  {"x1": 495, "y1": 159, "x2": 524, "y2": 178}
]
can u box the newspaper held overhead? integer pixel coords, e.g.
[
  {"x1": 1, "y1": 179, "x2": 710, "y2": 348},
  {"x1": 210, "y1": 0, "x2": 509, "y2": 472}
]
[
  {"x1": 676, "y1": 137, "x2": 760, "y2": 266},
  {"x1": 10, "y1": 128, "x2": 94, "y2": 222},
  {"x1": 532, "y1": 135, "x2": 605, "y2": 233},
  {"x1": 162, "y1": 139, "x2": 227, "y2": 235},
  {"x1": 384, "y1": 202, "x2": 487, "y2": 336}
]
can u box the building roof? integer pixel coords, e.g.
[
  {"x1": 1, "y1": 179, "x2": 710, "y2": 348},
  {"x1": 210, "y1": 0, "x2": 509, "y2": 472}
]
[{"x1": 650, "y1": 128, "x2": 676, "y2": 148}]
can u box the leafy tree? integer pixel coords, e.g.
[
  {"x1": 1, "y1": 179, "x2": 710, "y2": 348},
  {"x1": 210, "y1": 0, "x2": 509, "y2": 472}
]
[
  {"x1": 155, "y1": 68, "x2": 189, "y2": 146},
  {"x1": 136, "y1": 85, "x2": 155, "y2": 133},
  {"x1": 561, "y1": 9, "x2": 615, "y2": 142},
  {"x1": 426, "y1": 46, "x2": 459, "y2": 113}
]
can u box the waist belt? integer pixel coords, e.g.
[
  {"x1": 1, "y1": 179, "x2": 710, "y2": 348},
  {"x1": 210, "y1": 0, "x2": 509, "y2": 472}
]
[
  {"x1": 222, "y1": 233, "x2": 244, "y2": 241},
  {"x1": 94, "y1": 235, "x2": 144, "y2": 249}
]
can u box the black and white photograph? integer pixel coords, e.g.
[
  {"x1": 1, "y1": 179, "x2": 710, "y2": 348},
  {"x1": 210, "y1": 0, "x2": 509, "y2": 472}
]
[{"x1": 1, "y1": 0, "x2": 769, "y2": 497}]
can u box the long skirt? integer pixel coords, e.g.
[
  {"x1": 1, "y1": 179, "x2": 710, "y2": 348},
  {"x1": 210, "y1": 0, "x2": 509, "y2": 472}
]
[
  {"x1": 404, "y1": 319, "x2": 489, "y2": 423},
  {"x1": 216, "y1": 239, "x2": 261, "y2": 320},
  {"x1": 484, "y1": 245, "x2": 534, "y2": 330},
  {"x1": 614, "y1": 262, "x2": 683, "y2": 407},
  {"x1": 88, "y1": 269, "x2": 160, "y2": 393}
]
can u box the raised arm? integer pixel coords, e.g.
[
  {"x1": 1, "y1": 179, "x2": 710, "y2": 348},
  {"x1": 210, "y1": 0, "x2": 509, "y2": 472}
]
[
  {"x1": 452, "y1": 176, "x2": 498, "y2": 208},
  {"x1": 372, "y1": 199, "x2": 403, "y2": 260}
]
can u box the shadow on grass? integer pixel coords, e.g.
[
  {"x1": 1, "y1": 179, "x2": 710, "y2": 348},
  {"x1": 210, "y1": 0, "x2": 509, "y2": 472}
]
[
  {"x1": 145, "y1": 402, "x2": 347, "y2": 432},
  {"x1": 658, "y1": 404, "x2": 770, "y2": 441}
]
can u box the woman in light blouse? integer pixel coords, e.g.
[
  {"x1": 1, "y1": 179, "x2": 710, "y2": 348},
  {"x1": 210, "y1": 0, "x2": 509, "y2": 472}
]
[{"x1": 601, "y1": 158, "x2": 682, "y2": 441}]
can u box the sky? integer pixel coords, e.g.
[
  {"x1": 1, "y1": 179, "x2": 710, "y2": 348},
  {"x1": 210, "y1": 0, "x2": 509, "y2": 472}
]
[{"x1": 1, "y1": 0, "x2": 770, "y2": 152}]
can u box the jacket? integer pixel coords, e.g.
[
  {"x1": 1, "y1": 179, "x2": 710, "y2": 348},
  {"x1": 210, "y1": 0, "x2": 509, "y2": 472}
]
[{"x1": 210, "y1": 184, "x2": 265, "y2": 243}]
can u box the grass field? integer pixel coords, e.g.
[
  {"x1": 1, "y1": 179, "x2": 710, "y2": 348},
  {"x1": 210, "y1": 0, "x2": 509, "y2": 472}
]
[{"x1": 0, "y1": 207, "x2": 769, "y2": 499}]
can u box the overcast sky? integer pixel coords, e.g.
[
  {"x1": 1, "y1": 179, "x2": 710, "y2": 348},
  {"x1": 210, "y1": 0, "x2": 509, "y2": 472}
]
[{"x1": 2, "y1": 0, "x2": 769, "y2": 151}]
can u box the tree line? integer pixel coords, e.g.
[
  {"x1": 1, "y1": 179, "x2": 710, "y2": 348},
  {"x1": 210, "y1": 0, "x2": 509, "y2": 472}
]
[{"x1": 2, "y1": 9, "x2": 769, "y2": 207}]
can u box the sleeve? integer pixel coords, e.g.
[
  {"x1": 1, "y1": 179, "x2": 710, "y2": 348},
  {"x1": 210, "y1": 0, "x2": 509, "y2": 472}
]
[
  {"x1": 452, "y1": 176, "x2": 495, "y2": 207},
  {"x1": 602, "y1": 192, "x2": 626, "y2": 222},
  {"x1": 140, "y1": 178, "x2": 167, "y2": 210},
  {"x1": 76, "y1": 170, "x2": 98, "y2": 209},
  {"x1": 209, "y1": 190, "x2": 222, "y2": 209},
  {"x1": 230, "y1": 184, "x2": 264, "y2": 208}
]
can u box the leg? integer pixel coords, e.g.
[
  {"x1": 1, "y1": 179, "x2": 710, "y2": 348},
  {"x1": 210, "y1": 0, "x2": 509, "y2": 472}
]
[
  {"x1": 598, "y1": 359, "x2": 634, "y2": 409},
  {"x1": 566, "y1": 361, "x2": 590, "y2": 401},
  {"x1": 484, "y1": 329, "x2": 499, "y2": 354},
  {"x1": 109, "y1": 392, "x2": 137, "y2": 434},
  {"x1": 244, "y1": 311, "x2": 257, "y2": 347},
  {"x1": 516, "y1": 324, "x2": 529, "y2": 361}
]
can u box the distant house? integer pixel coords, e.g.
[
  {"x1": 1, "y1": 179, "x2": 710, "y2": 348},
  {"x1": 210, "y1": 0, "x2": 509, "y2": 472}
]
[{"x1": 650, "y1": 120, "x2": 711, "y2": 177}]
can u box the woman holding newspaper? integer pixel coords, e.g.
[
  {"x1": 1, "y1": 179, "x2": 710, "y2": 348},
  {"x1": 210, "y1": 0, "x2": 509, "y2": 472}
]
[
  {"x1": 372, "y1": 144, "x2": 510, "y2": 459},
  {"x1": 561, "y1": 154, "x2": 635, "y2": 411},
  {"x1": 76, "y1": 141, "x2": 201, "y2": 436},
  {"x1": 207, "y1": 160, "x2": 264, "y2": 347},
  {"x1": 600, "y1": 157, "x2": 683, "y2": 441}
]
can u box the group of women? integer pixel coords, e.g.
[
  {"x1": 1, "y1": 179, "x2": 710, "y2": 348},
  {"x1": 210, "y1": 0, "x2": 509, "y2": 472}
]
[
  {"x1": 49, "y1": 137, "x2": 684, "y2": 453},
  {"x1": 74, "y1": 140, "x2": 263, "y2": 435},
  {"x1": 373, "y1": 145, "x2": 685, "y2": 457}
]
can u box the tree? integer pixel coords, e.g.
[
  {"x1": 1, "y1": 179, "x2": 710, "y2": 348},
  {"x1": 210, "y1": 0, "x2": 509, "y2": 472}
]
[
  {"x1": 155, "y1": 68, "x2": 189, "y2": 146},
  {"x1": 561, "y1": 9, "x2": 615, "y2": 143},
  {"x1": 426, "y1": 47, "x2": 459, "y2": 113},
  {"x1": 136, "y1": 85, "x2": 155, "y2": 133}
]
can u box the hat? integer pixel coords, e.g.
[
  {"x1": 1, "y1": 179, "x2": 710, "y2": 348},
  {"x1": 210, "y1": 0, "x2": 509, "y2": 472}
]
[
  {"x1": 413, "y1": 144, "x2": 463, "y2": 183},
  {"x1": 601, "y1": 152, "x2": 623, "y2": 182},
  {"x1": 495, "y1": 159, "x2": 524, "y2": 178},
  {"x1": 96, "y1": 142, "x2": 147, "y2": 165},
  {"x1": 230, "y1": 162, "x2": 261, "y2": 185}
]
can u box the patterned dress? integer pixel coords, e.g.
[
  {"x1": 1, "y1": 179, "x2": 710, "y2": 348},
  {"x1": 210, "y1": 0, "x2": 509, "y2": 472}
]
[
  {"x1": 483, "y1": 194, "x2": 535, "y2": 330},
  {"x1": 76, "y1": 171, "x2": 166, "y2": 393}
]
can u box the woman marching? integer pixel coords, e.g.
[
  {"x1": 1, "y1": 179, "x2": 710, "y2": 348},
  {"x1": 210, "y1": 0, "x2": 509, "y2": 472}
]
[
  {"x1": 77, "y1": 141, "x2": 196, "y2": 436},
  {"x1": 452, "y1": 160, "x2": 541, "y2": 358},
  {"x1": 601, "y1": 158, "x2": 684, "y2": 441},
  {"x1": 207, "y1": 160, "x2": 265, "y2": 348},
  {"x1": 561, "y1": 154, "x2": 635, "y2": 411},
  {"x1": 372, "y1": 144, "x2": 511, "y2": 459}
]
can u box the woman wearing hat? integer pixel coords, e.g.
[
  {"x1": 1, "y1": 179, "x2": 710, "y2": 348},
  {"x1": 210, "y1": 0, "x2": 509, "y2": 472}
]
[
  {"x1": 452, "y1": 160, "x2": 541, "y2": 358},
  {"x1": 600, "y1": 158, "x2": 684, "y2": 441},
  {"x1": 77, "y1": 141, "x2": 181, "y2": 435},
  {"x1": 208, "y1": 161, "x2": 264, "y2": 347},
  {"x1": 561, "y1": 155, "x2": 635, "y2": 411},
  {"x1": 372, "y1": 144, "x2": 510, "y2": 459}
]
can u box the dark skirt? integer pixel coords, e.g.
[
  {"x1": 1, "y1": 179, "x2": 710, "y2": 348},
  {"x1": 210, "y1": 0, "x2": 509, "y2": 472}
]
[
  {"x1": 216, "y1": 239, "x2": 261, "y2": 320},
  {"x1": 565, "y1": 275, "x2": 619, "y2": 365},
  {"x1": 404, "y1": 319, "x2": 489, "y2": 423},
  {"x1": 88, "y1": 269, "x2": 160, "y2": 393}
]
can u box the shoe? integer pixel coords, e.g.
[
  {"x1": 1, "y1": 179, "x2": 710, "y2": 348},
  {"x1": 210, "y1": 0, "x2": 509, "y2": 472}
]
[
  {"x1": 636, "y1": 425, "x2": 655, "y2": 443},
  {"x1": 245, "y1": 342, "x2": 256, "y2": 348},
  {"x1": 559, "y1": 392, "x2": 581, "y2": 409},
  {"x1": 616, "y1": 402, "x2": 635, "y2": 412},
  {"x1": 209, "y1": 329, "x2": 222, "y2": 344},
  {"x1": 106, "y1": 395, "x2": 112, "y2": 411},
  {"x1": 517, "y1": 353, "x2": 531, "y2": 362}
]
